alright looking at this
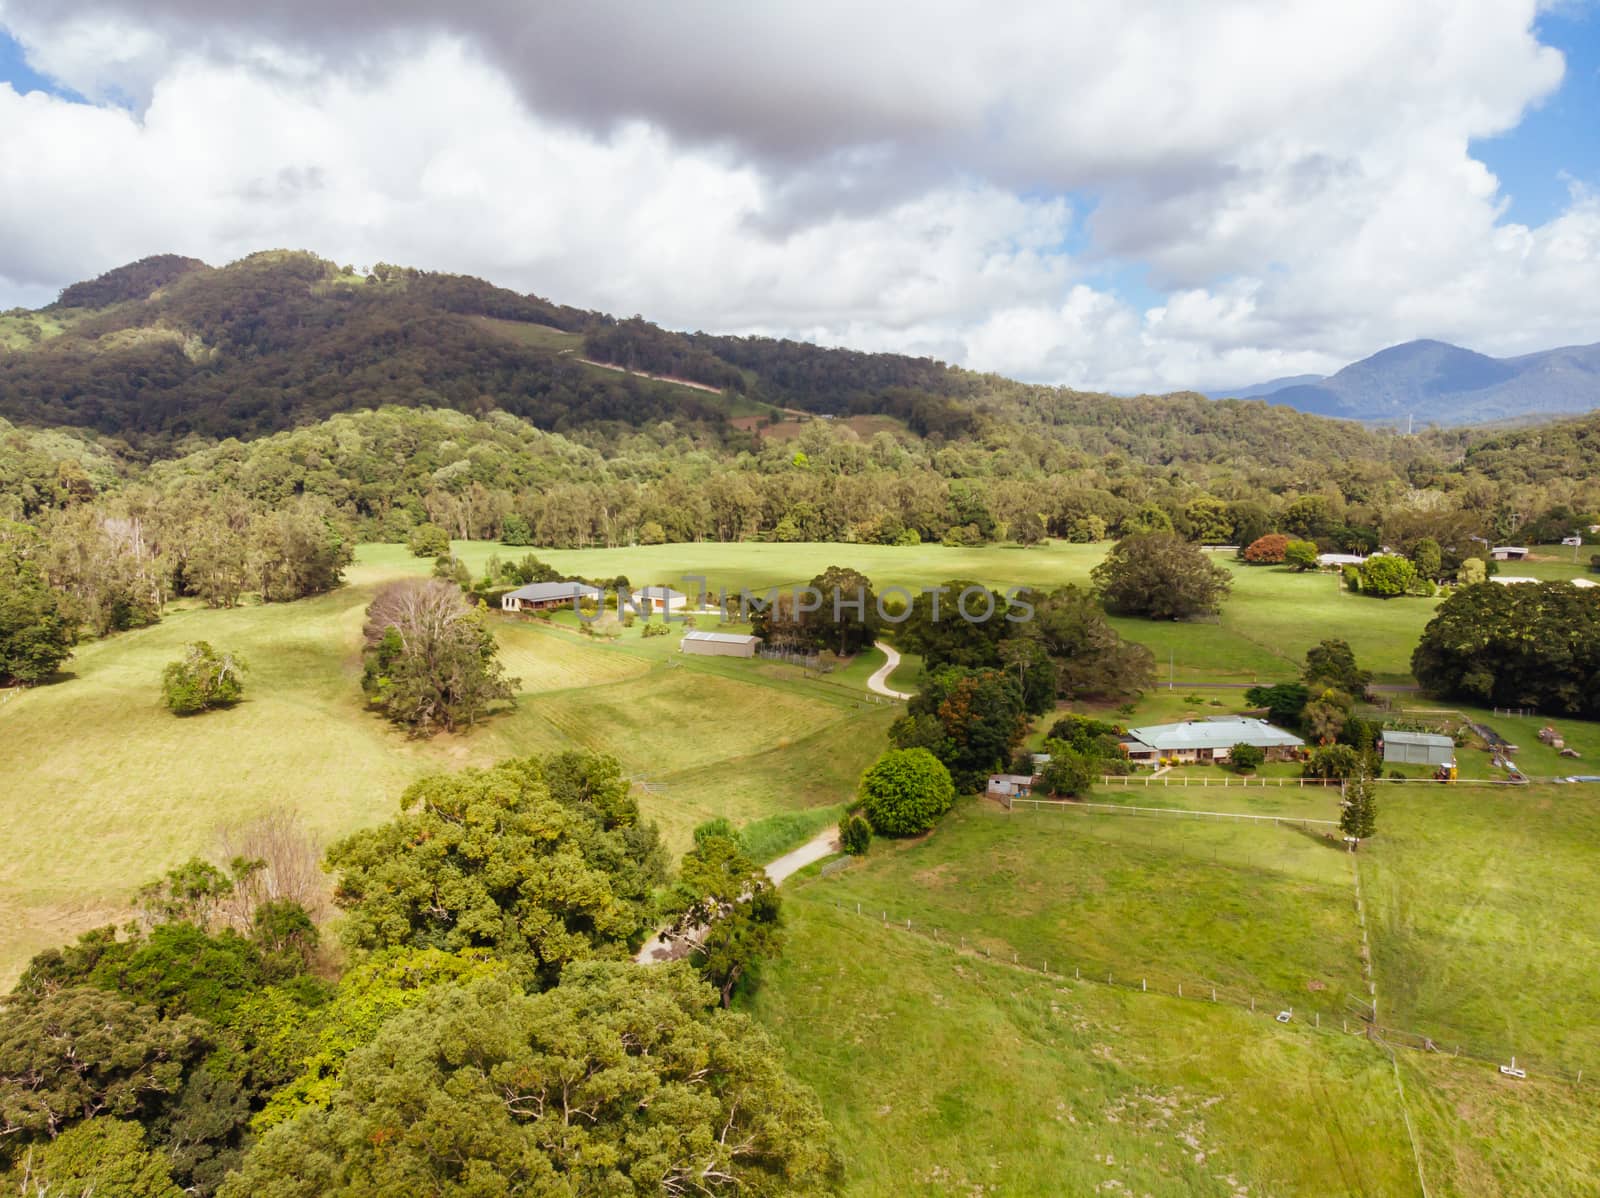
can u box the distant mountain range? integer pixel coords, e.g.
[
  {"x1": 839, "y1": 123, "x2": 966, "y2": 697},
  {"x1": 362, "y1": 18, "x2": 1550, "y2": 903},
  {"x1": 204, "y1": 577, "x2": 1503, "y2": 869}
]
[{"x1": 1208, "y1": 339, "x2": 1600, "y2": 426}]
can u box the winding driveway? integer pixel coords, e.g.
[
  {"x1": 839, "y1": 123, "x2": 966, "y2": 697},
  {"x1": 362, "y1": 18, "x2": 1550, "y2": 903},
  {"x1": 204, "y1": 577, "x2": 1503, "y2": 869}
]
[{"x1": 866, "y1": 643, "x2": 914, "y2": 700}]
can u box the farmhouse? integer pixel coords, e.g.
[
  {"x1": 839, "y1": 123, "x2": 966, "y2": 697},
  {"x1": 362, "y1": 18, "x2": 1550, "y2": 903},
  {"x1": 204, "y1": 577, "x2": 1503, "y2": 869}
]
[
  {"x1": 1121, "y1": 717, "x2": 1303, "y2": 765},
  {"x1": 632, "y1": 585, "x2": 690, "y2": 614},
  {"x1": 501, "y1": 581, "x2": 603, "y2": 613},
  {"x1": 1491, "y1": 546, "x2": 1529, "y2": 561},
  {"x1": 1317, "y1": 552, "x2": 1366, "y2": 567},
  {"x1": 1380, "y1": 729, "x2": 1455, "y2": 767},
  {"x1": 680, "y1": 630, "x2": 759, "y2": 658},
  {"x1": 986, "y1": 774, "x2": 1038, "y2": 800}
]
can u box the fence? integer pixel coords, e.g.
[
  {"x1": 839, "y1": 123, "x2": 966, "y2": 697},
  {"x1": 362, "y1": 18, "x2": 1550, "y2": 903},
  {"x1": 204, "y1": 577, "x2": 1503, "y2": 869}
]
[
  {"x1": 1085, "y1": 773, "x2": 1526, "y2": 790},
  {"x1": 1006, "y1": 795, "x2": 1338, "y2": 829},
  {"x1": 817, "y1": 889, "x2": 1597, "y2": 1091}
]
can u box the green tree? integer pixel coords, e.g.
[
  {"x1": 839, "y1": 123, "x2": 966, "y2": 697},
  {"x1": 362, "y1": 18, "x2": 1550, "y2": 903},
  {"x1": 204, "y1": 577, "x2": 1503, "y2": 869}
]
[
  {"x1": 1303, "y1": 639, "x2": 1372, "y2": 697},
  {"x1": 1340, "y1": 772, "x2": 1378, "y2": 846},
  {"x1": 405, "y1": 522, "x2": 449, "y2": 557},
  {"x1": 1229, "y1": 743, "x2": 1265, "y2": 772},
  {"x1": 1412, "y1": 536, "x2": 1442, "y2": 581},
  {"x1": 840, "y1": 814, "x2": 872, "y2": 855},
  {"x1": 1358, "y1": 554, "x2": 1419, "y2": 598},
  {"x1": 218, "y1": 966, "x2": 840, "y2": 1198},
  {"x1": 324, "y1": 755, "x2": 664, "y2": 983},
  {"x1": 1456, "y1": 556, "x2": 1487, "y2": 586},
  {"x1": 1304, "y1": 743, "x2": 1362, "y2": 780},
  {"x1": 161, "y1": 642, "x2": 247, "y2": 715},
  {"x1": 1284, "y1": 539, "x2": 1319, "y2": 571},
  {"x1": 892, "y1": 667, "x2": 1027, "y2": 790},
  {"x1": 1030, "y1": 585, "x2": 1155, "y2": 701},
  {"x1": 671, "y1": 821, "x2": 781, "y2": 1008},
  {"x1": 858, "y1": 748, "x2": 956, "y2": 837},
  {"x1": 1244, "y1": 682, "x2": 1310, "y2": 727},
  {"x1": 895, "y1": 579, "x2": 1010, "y2": 669},
  {"x1": 3, "y1": 1118, "x2": 181, "y2": 1197},
  {"x1": 499, "y1": 513, "x2": 533, "y2": 546},
  {"x1": 1091, "y1": 533, "x2": 1233, "y2": 620},
  {"x1": 360, "y1": 579, "x2": 517, "y2": 734},
  {"x1": 1038, "y1": 741, "x2": 1094, "y2": 797},
  {"x1": 0, "y1": 553, "x2": 75, "y2": 685}
]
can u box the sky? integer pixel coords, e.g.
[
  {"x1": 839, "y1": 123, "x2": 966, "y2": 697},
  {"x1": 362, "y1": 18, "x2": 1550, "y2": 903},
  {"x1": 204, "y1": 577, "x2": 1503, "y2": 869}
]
[{"x1": 0, "y1": 1, "x2": 1596, "y2": 394}]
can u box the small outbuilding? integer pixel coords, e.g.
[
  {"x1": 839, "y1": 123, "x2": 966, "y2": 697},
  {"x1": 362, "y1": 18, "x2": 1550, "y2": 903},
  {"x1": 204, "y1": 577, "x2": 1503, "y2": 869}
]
[
  {"x1": 1380, "y1": 729, "x2": 1455, "y2": 767},
  {"x1": 680, "y1": 630, "x2": 759, "y2": 658},
  {"x1": 1491, "y1": 546, "x2": 1529, "y2": 561},
  {"x1": 502, "y1": 581, "x2": 603, "y2": 613},
  {"x1": 632, "y1": 585, "x2": 690, "y2": 614},
  {"x1": 1317, "y1": 552, "x2": 1367, "y2": 567},
  {"x1": 986, "y1": 774, "x2": 1038, "y2": 800}
]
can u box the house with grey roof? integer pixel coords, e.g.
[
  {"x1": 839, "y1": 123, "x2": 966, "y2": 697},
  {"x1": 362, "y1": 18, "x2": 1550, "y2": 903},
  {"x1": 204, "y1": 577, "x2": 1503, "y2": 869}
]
[
  {"x1": 1121, "y1": 717, "x2": 1304, "y2": 765},
  {"x1": 630, "y1": 585, "x2": 690, "y2": 614},
  {"x1": 501, "y1": 581, "x2": 603, "y2": 613}
]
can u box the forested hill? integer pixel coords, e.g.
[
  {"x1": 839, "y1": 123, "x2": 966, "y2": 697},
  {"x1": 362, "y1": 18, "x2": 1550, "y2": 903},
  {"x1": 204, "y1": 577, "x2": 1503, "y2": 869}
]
[{"x1": 0, "y1": 250, "x2": 1435, "y2": 477}]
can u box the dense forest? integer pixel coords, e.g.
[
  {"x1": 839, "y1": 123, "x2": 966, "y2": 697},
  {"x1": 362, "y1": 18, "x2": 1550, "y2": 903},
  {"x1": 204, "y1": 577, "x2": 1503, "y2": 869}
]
[{"x1": 3, "y1": 249, "x2": 1600, "y2": 670}]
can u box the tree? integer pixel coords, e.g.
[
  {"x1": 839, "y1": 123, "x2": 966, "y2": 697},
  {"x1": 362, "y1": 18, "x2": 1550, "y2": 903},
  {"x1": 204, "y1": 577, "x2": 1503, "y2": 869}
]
[
  {"x1": 1457, "y1": 556, "x2": 1487, "y2": 586},
  {"x1": 0, "y1": 554, "x2": 75, "y2": 685},
  {"x1": 3, "y1": 1118, "x2": 181, "y2": 1197},
  {"x1": 360, "y1": 579, "x2": 517, "y2": 733},
  {"x1": 1284, "y1": 539, "x2": 1319, "y2": 571},
  {"x1": 1340, "y1": 772, "x2": 1378, "y2": 846},
  {"x1": 840, "y1": 814, "x2": 872, "y2": 855},
  {"x1": 324, "y1": 755, "x2": 664, "y2": 983},
  {"x1": 1357, "y1": 554, "x2": 1419, "y2": 598},
  {"x1": 1092, "y1": 533, "x2": 1233, "y2": 620},
  {"x1": 1230, "y1": 743, "x2": 1265, "y2": 773},
  {"x1": 1038, "y1": 742, "x2": 1094, "y2": 797},
  {"x1": 1242, "y1": 534, "x2": 1289, "y2": 564},
  {"x1": 499, "y1": 513, "x2": 533, "y2": 546},
  {"x1": 671, "y1": 821, "x2": 781, "y2": 1007},
  {"x1": 1244, "y1": 682, "x2": 1310, "y2": 727},
  {"x1": 1303, "y1": 639, "x2": 1372, "y2": 698},
  {"x1": 1304, "y1": 743, "x2": 1362, "y2": 780},
  {"x1": 405, "y1": 522, "x2": 449, "y2": 557},
  {"x1": 218, "y1": 966, "x2": 840, "y2": 1198},
  {"x1": 1412, "y1": 537, "x2": 1442, "y2": 581},
  {"x1": 249, "y1": 499, "x2": 353, "y2": 602},
  {"x1": 1030, "y1": 585, "x2": 1155, "y2": 701},
  {"x1": 858, "y1": 748, "x2": 956, "y2": 837},
  {"x1": 161, "y1": 642, "x2": 247, "y2": 715},
  {"x1": 895, "y1": 579, "x2": 1009, "y2": 669},
  {"x1": 892, "y1": 667, "x2": 1028, "y2": 790},
  {"x1": 0, "y1": 986, "x2": 209, "y2": 1146}
]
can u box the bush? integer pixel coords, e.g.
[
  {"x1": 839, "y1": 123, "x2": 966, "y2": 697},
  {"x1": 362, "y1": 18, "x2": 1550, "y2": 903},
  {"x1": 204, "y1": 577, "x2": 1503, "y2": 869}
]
[
  {"x1": 1303, "y1": 743, "x2": 1362, "y2": 780},
  {"x1": 161, "y1": 642, "x2": 247, "y2": 715},
  {"x1": 1242, "y1": 534, "x2": 1289, "y2": 564},
  {"x1": 840, "y1": 814, "x2": 872, "y2": 855},
  {"x1": 1229, "y1": 743, "x2": 1265, "y2": 772},
  {"x1": 1284, "y1": 540, "x2": 1319, "y2": 571},
  {"x1": 858, "y1": 748, "x2": 956, "y2": 837},
  {"x1": 407, "y1": 522, "x2": 450, "y2": 557},
  {"x1": 641, "y1": 621, "x2": 671, "y2": 638}
]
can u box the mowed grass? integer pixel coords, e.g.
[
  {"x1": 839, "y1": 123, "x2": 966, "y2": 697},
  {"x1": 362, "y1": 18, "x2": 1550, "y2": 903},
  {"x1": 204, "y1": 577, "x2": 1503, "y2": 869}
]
[
  {"x1": 0, "y1": 554, "x2": 884, "y2": 985},
  {"x1": 1359, "y1": 784, "x2": 1600, "y2": 1069},
  {"x1": 398, "y1": 540, "x2": 1441, "y2": 682},
  {"x1": 812, "y1": 798, "x2": 1362, "y2": 1014},
  {"x1": 747, "y1": 898, "x2": 1421, "y2": 1196}
]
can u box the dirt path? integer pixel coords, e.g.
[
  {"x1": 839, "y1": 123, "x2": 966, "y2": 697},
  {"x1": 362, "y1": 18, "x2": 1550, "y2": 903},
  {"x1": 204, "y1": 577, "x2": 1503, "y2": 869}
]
[
  {"x1": 866, "y1": 643, "x2": 914, "y2": 700},
  {"x1": 635, "y1": 824, "x2": 840, "y2": 964}
]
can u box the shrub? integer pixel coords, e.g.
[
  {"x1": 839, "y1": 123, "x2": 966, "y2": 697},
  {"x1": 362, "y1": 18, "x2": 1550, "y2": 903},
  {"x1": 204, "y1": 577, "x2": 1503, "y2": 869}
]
[
  {"x1": 1304, "y1": 743, "x2": 1362, "y2": 780},
  {"x1": 1243, "y1": 534, "x2": 1289, "y2": 564},
  {"x1": 840, "y1": 814, "x2": 872, "y2": 855},
  {"x1": 1229, "y1": 743, "x2": 1265, "y2": 772},
  {"x1": 858, "y1": 748, "x2": 956, "y2": 837},
  {"x1": 161, "y1": 642, "x2": 247, "y2": 715},
  {"x1": 407, "y1": 522, "x2": 450, "y2": 557},
  {"x1": 1284, "y1": 540, "x2": 1319, "y2": 571}
]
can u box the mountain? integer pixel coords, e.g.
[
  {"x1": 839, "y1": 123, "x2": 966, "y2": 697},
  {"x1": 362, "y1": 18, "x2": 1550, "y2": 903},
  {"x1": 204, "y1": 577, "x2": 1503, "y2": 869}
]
[
  {"x1": 1202, "y1": 374, "x2": 1322, "y2": 400},
  {"x1": 1226, "y1": 338, "x2": 1600, "y2": 425}
]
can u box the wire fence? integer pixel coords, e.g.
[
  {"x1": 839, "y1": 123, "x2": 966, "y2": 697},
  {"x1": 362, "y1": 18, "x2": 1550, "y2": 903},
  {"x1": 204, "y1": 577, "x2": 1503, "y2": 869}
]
[
  {"x1": 1085, "y1": 772, "x2": 1532, "y2": 790},
  {"x1": 1005, "y1": 795, "x2": 1338, "y2": 830}
]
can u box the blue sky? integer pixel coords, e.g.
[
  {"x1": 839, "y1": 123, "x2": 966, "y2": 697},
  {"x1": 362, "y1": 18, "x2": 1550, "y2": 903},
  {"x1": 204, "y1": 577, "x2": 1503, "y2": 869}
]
[{"x1": 1472, "y1": 5, "x2": 1600, "y2": 225}]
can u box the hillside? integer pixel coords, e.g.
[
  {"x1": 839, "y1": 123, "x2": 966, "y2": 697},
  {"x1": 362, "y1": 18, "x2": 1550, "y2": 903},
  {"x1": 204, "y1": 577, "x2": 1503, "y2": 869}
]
[{"x1": 1226, "y1": 337, "x2": 1600, "y2": 425}]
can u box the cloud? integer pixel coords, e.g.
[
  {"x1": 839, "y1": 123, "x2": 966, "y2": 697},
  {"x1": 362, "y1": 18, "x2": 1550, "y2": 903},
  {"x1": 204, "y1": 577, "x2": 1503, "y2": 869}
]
[{"x1": 0, "y1": 0, "x2": 1596, "y2": 394}]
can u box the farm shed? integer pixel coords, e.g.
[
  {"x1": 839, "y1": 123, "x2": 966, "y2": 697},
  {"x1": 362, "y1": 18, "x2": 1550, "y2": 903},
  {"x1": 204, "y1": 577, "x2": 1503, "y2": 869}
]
[
  {"x1": 1491, "y1": 546, "x2": 1529, "y2": 561},
  {"x1": 986, "y1": 774, "x2": 1038, "y2": 800},
  {"x1": 1380, "y1": 730, "x2": 1455, "y2": 767},
  {"x1": 680, "y1": 630, "x2": 759, "y2": 658},
  {"x1": 501, "y1": 581, "x2": 603, "y2": 613},
  {"x1": 1121, "y1": 718, "x2": 1303, "y2": 765},
  {"x1": 632, "y1": 585, "x2": 690, "y2": 614}
]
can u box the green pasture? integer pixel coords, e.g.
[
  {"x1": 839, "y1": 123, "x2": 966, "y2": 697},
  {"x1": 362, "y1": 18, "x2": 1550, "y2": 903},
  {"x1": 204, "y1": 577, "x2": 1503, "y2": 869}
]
[
  {"x1": 1359, "y1": 784, "x2": 1600, "y2": 1070},
  {"x1": 748, "y1": 897, "x2": 1420, "y2": 1196},
  {"x1": 810, "y1": 797, "x2": 1362, "y2": 1015}
]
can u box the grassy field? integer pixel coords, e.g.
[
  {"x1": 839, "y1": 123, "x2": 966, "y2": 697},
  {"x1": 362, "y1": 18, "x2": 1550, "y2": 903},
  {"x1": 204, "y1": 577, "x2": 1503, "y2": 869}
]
[
  {"x1": 749, "y1": 897, "x2": 1422, "y2": 1196},
  {"x1": 810, "y1": 797, "x2": 1362, "y2": 1016},
  {"x1": 394, "y1": 539, "x2": 1441, "y2": 682},
  {"x1": 0, "y1": 549, "x2": 892, "y2": 985},
  {"x1": 1359, "y1": 784, "x2": 1600, "y2": 1070}
]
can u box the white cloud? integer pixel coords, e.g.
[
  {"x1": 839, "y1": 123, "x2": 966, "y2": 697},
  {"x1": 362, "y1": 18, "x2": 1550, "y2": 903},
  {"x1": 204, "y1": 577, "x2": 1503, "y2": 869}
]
[{"x1": 0, "y1": 0, "x2": 1596, "y2": 394}]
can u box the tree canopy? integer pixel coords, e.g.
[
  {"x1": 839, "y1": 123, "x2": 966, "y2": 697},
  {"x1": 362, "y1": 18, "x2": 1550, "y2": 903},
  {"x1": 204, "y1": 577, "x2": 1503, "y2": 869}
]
[{"x1": 1091, "y1": 533, "x2": 1233, "y2": 620}]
